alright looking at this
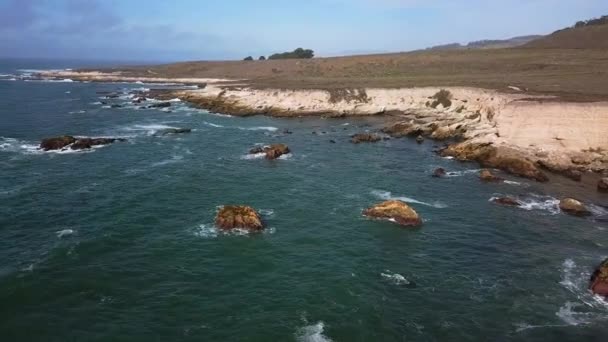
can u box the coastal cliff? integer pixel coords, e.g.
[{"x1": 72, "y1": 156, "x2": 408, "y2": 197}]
[{"x1": 38, "y1": 70, "x2": 608, "y2": 182}]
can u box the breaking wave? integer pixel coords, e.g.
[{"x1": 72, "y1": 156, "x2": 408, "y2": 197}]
[
  {"x1": 372, "y1": 190, "x2": 447, "y2": 209},
  {"x1": 295, "y1": 322, "x2": 332, "y2": 342},
  {"x1": 381, "y1": 270, "x2": 412, "y2": 286}
]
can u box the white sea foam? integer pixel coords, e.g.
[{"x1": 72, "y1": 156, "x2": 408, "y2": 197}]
[
  {"x1": 518, "y1": 195, "x2": 560, "y2": 215},
  {"x1": 239, "y1": 126, "x2": 278, "y2": 132},
  {"x1": 445, "y1": 169, "x2": 482, "y2": 177},
  {"x1": 69, "y1": 110, "x2": 86, "y2": 114},
  {"x1": 204, "y1": 122, "x2": 224, "y2": 128},
  {"x1": 296, "y1": 322, "x2": 332, "y2": 342},
  {"x1": 504, "y1": 180, "x2": 523, "y2": 186},
  {"x1": 241, "y1": 152, "x2": 267, "y2": 160},
  {"x1": 381, "y1": 271, "x2": 412, "y2": 286},
  {"x1": 56, "y1": 229, "x2": 74, "y2": 238},
  {"x1": 372, "y1": 190, "x2": 447, "y2": 209},
  {"x1": 124, "y1": 123, "x2": 179, "y2": 136},
  {"x1": 194, "y1": 223, "x2": 274, "y2": 239}
]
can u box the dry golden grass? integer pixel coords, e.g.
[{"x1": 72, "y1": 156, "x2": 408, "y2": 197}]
[{"x1": 100, "y1": 48, "x2": 608, "y2": 101}]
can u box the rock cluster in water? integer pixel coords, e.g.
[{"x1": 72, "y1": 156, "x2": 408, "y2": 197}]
[
  {"x1": 40, "y1": 136, "x2": 126, "y2": 151},
  {"x1": 363, "y1": 200, "x2": 422, "y2": 227},
  {"x1": 215, "y1": 205, "x2": 264, "y2": 231},
  {"x1": 351, "y1": 133, "x2": 381, "y2": 144}
]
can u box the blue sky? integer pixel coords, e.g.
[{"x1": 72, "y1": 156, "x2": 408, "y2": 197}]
[{"x1": 0, "y1": 0, "x2": 606, "y2": 62}]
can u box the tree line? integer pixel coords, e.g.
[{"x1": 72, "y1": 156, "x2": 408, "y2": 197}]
[{"x1": 244, "y1": 48, "x2": 314, "y2": 61}]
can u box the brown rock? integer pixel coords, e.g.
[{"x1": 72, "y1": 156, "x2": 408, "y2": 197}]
[
  {"x1": 430, "y1": 126, "x2": 453, "y2": 140},
  {"x1": 351, "y1": 133, "x2": 381, "y2": 144},
  {"x1": 363, "y1": 200, "x2": 422, "y2": 227},
  {"x1": 559, "y1": 198, "x2": 591, "y2": 217},
  {"x1": 441, "y1": 143, "x2": 548, "y2": 182},
  {"x1": 215, "y1": 206, "x2": 264, "y2": 231},
  {"x1": 249, "y1": 144, "x2": 290, "y2": 160},
  {"x1": 40, "y1": 136, "x2": 76, "y2": 151},
  {"x1": 590, "y1": 258, "x2": 608, "y2": 297},
  {"x1": 432, "y1": 168, "x2": 447, "y2": 178},
  {"x1": 480, "y1": 169, "x2": 503, "y2": 182},
  {"x1": 492, "y1": 197, "x2": 520, "y2": 206},
  {"x1": 382, "y1": 122, "x2": 418, "y2": 137},
  {"x1": 598, "y1": 178, "x2": 608, "y2": 193}
]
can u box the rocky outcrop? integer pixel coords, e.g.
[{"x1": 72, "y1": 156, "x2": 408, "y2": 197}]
[
  {"x1": 492, "y1": 197, "x2": 520, "y2": 206},
  {"x1": 590, "y1": 258, "x2": 608, "y2": 297},
  {"x1": 363, "y1": 200, "x2": 422, "y2": 227},
  {"x1": 148, "y1": 102, "x2": 172, "y2": 108},
  {"x1": 441, "y1": 143, "x2": 549, "y2": 182},
  {"x1": 432, "y1": 168, "x2": 447, "y2": 178},
  {"x1": 598, "y1": 178, "x2": 608, "y2": 192},
  {"x1": 70, "y1": 138, "x2": 126, "y2": 150},
  {"x1": 40, "y1": 136, "x2": 125, "y2": 151},
  {"x1": 351, "y1": 133, "x2": 381, "y2": 144},
  {"x1": 382, "y1": 122, "x2": 420, "y2": 138},
  {"x1": 215, "y1": 205, "x2": 263, "y2": 231},
  {"x1": 159, "y1": 128, "x2": 192, "y2": 135},
  {"x1": 40, "y1": 136, "x2": 77, "y2": 151},
  {"x1": 559, "y1": 198, "x2": 591, "y2": 217},
  {"x1": 480, "y1": 169, "x2": 503, "y2": 182},
  {"x1": 249, "y1": 144, "x2": 290, "y2": 160}
]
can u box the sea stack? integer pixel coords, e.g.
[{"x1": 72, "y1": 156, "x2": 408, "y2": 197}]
[
  {"x1": 363, "y1": 200, "x2": 422, "y2": 227},
  {"x1": 215, "y1": 206, "x2": 264, "y2": 231}
]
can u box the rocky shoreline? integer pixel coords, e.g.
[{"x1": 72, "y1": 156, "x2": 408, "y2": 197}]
[{"x1": 38, "y1": 70, "x2": 608, "y2": 189}]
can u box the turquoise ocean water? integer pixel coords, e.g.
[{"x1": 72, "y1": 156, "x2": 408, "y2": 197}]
[{"x1": 1, "y1": 59, "x2": 608, "y2": 341}]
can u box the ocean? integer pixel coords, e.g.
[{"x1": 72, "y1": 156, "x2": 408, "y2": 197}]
[{"x1": 1, "y1": 59, "x2": 608, "y2": 341}]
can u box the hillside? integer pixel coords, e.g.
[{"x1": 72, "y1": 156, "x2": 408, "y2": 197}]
[
  {"x1": 524, "y1": 18, "x2": 608, "y2": 48},
  {"x1": 426, "y1": 35, "x2": 542, "y2": 51}
]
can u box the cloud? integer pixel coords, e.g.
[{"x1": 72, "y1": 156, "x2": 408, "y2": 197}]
[{"x1": 0, "y1": 0, "x2": 234, "y2": 61}]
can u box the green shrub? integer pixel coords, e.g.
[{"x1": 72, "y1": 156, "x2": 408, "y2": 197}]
[
  {"x1": 259, "y1": 56, "x2": 266, "y2": 61},
  {"x1": 268, "y1": 48, "x2": 314, "y2": 60},
  {"x1": 243, "y1": 56, "x2": 254, "y2": 61},
  {"x1": 430, "y1": 89, "x2": 453, "y2": 109}
]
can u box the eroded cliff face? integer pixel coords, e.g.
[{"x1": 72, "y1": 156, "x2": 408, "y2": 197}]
[{"x1": 169, "y1": 85, "x2": 608, "y2": 179}]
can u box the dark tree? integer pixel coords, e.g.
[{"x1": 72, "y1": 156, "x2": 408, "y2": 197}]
[
  {"x1": 243, "y1": 56, "x2": 254, "y2": 61},
  {"x1": 268, "y1": 48, "x2": 314, "y2": 60},
  {"x1": 259, "y1": 56, "x2": 266, "y2": 60}
]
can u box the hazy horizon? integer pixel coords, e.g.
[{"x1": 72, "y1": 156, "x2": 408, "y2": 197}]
[{"x1": 1, "y1": 0, "x2": 607, "y2": 63}]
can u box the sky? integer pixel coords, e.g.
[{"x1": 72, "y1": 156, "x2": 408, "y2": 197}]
[{"x1": 0, "y1": 0, "x2": 607, "y2": 62}]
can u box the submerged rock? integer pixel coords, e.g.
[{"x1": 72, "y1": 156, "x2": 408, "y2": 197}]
[
  {"x1": 159, "y1": 128, "x2": 192, "y2": 135},
  {"x1": 416, "y1": 135, "x2": 424, "y2": 144},
  {"x1": 40, "y1": 135, "x2": 76, "y2": 151},
  {"x1": 559, "y1": 198, "x2": 591, "y2": 217},
  {"x1": 249, "y1": 144, "x2": 290, "y2": 160},
  {"x1": 492, "y1": 197, "x2": 520, "y2": 206},
  {"x1": 363, "y1": 200, "x2": 422, "y2": 227},
  {"x1": 40, "y1": 136, "x2": 125, "y2": 151},
  {"x1": 598, "y1": 178, "x2": 608, "y2": 193},
  {"x1": 480, "y1": 169, "x2": 503, "y2": 182},
  {"x1": 148, "y1": 102, "x2": 172, "y2": 108},
  {"x1": 590, "y1": 258, "x2": 608, "y2": 297},
  {"x1": 215, "y1": 205, "x2": 263, "y2": 231},
  {"x1": 351, "y1": 133, "x2": 381, "y2": 144},
  {"x1": 70, "y1": 138, "x2": 126, "y2": 150},
  {"x1": 432, "y1": 168, "x2": 447, "y2": 178}
]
